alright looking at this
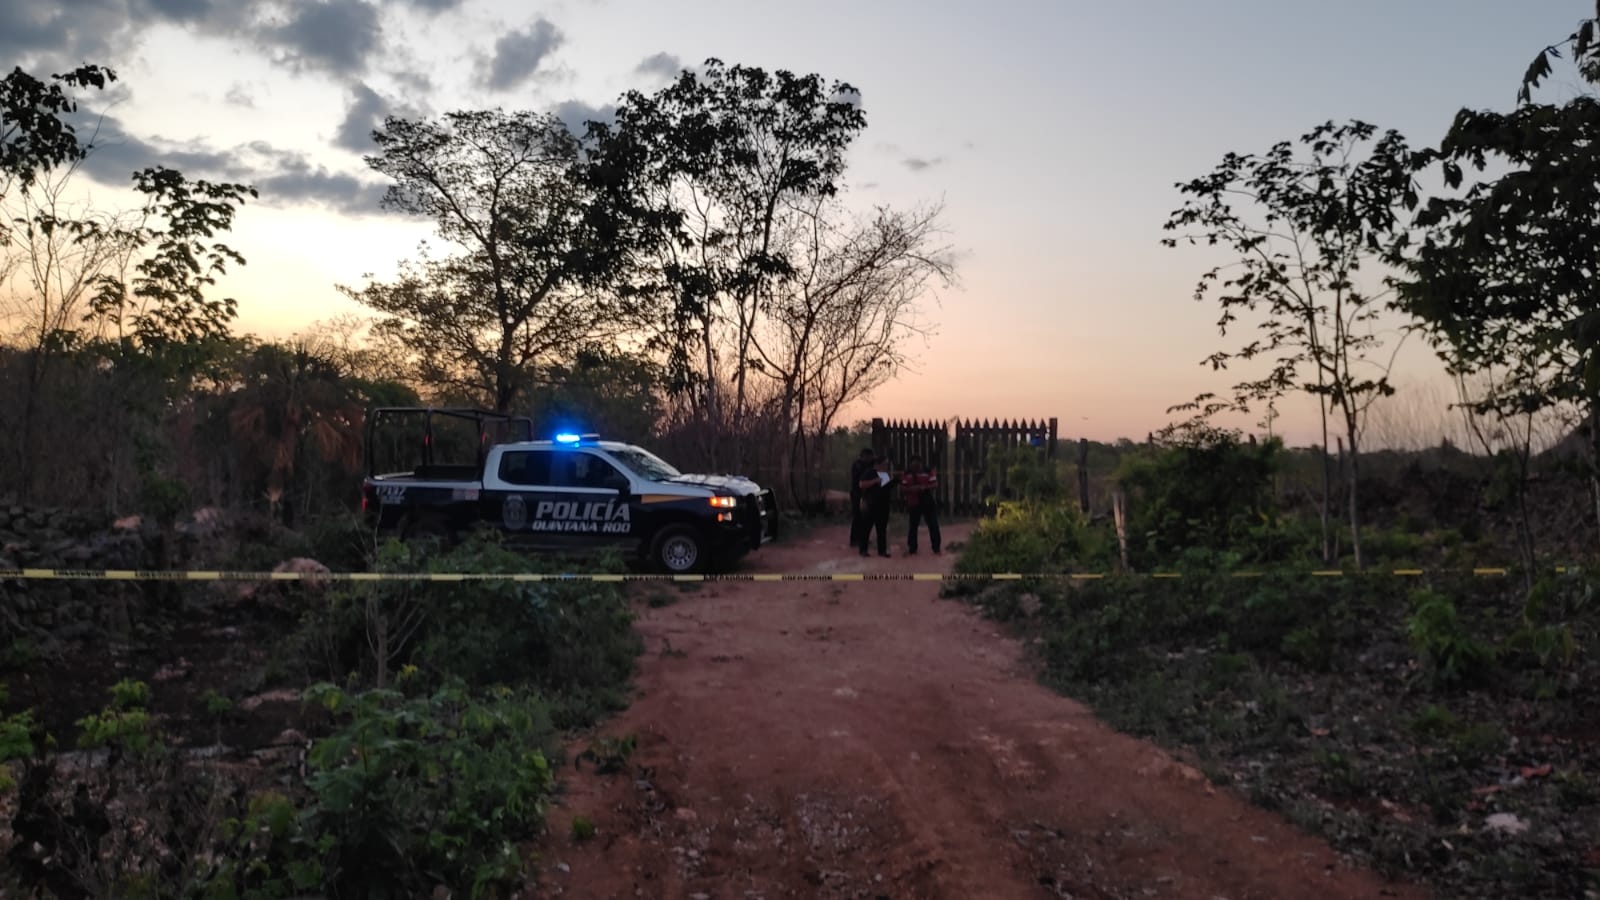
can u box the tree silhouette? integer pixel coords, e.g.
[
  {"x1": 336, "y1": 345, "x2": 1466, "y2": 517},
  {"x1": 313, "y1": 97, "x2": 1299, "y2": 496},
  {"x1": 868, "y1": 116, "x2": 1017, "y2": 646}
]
[
  {"x1": 343, "y1": 109, "x2": 635, "y2": 412},
  {"x1": 1163, "y1": 120, "x2": 1417, "y2": 568}
]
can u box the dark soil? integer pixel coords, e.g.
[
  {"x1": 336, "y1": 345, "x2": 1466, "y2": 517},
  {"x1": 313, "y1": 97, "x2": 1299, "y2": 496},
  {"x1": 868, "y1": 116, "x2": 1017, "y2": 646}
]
[{"x1": 2, "y1": 587, "x2": 328, "y2": 753}]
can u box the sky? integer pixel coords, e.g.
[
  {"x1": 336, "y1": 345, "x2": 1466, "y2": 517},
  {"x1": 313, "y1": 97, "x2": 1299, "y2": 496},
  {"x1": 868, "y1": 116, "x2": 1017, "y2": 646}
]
[{"x1": 3, "y1": 0, "x2": 1591, "y2": 446}]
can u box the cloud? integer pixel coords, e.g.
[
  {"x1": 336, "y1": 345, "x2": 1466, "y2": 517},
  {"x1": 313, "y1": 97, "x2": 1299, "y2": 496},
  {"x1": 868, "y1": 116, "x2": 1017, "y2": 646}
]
[
  {"x1": 902, "y1": 156, "x2": 945, "y2": 172},
  {"x1": 551, "y1": 99, "x2": 615, "y2": 139},
  {"x1": 266, "y1": 0, "x2": 383, "y2": 78},
  {"x1": 65, "y1": 109, "x2": 395, "y2": 216},
  {"x1": 0, "y1": 0, "x2": 139, "y2": 70},
  {"x1": 146, "y1": 0, "x2": 213, "y2": 22},
  {"x1": 391, "y1": 67, "x2": 434, "y2": 95},
  {"x1": 336, "y1": 81, "x2": 402, "y2": 153},
  {"x1": 1, "y1": 0, "x2": 386, "y2": 84},
  {"x1": 483, "y1": 18, "x2": 563, "y2": 91},
  {"x1": 392, "y1": 0, "x2": 463, "y2": 13},
  {"x1": 224, "y1": 83, "x2": 256, "y2": 107},
  {"x1": 633, "y1": 51, "x2": 681, "y2": 80},
  {"x1": 256, "y1": 156, "x2": 390, "y2": 214}
]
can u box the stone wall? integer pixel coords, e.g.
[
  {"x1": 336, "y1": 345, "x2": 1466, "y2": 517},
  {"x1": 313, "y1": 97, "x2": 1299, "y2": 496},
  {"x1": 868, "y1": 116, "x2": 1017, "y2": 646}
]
[{"x1": 0, "y1": 502, "x2": 158, "y2": 644}]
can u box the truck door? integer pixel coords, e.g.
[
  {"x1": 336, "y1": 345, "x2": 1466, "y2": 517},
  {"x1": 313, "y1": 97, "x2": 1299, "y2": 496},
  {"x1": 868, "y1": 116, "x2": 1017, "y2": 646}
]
[
  {"x1": 538, "y1": 450, "x2": 636, "y2": 547},
  {"x1": 484, "y1": 448, "x2": 552, "y2": 542}
]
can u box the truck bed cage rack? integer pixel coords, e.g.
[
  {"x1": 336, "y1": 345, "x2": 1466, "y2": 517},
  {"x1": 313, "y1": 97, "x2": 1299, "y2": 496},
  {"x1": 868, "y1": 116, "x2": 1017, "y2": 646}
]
[{"x1": 364, "y1": 406, "x2": 535, "y2": 477}]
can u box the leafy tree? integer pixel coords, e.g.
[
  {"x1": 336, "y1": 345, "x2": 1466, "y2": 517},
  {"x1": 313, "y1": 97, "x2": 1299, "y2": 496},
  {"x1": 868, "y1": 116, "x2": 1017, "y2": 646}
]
[
  {"x1": 588, "y1": 58, "x2": 867, "y2": 466},
  {"x1": 88, "y1": 166, "x2": 256, "y2": 355},
  {"x1": 0, "y1": 63, "x2": 116, "y2": 200},
  {"x1": 2, "y1": 63, "x2": 255, "y2": 504},
  {"x1": 1161, "y1": 120, "x2": 1416, "y2": 567},
  {"x1": 1116, "y1": 426, "x2": 1284, "y2": 567},
  {"x1": 1393, "y1": 9, "x2": 1600, "y2": 549},
  {"x1": 342, "y1": 109, "x2": 634, "y2": 412},
  {"x1": 524, "y1": 348, "x2": 666, "y2": 439},
  {"x1": 2, "y1": 63, "x2": 118, "y2": 501},
  {"x1": 1516, "y1": 5, "x2": 1600, "y2": 103}
]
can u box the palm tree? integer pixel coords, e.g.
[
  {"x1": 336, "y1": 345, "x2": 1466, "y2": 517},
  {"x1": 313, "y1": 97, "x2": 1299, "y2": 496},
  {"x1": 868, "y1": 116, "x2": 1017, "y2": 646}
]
[{"x1": 225, "y1": 338, "x2": 365, "y2": 527}]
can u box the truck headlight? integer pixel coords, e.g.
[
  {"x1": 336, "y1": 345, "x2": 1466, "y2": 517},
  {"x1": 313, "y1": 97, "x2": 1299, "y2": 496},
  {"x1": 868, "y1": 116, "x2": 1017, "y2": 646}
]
[{"x1": 708, "y1": 496, "x2": 737, "y2": 509}]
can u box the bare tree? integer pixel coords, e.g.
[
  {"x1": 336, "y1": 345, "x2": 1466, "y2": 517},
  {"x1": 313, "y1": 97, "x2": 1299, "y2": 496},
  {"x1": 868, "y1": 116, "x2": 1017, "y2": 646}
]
[
  {"x1": 751, "y1": 199, "x2": 953, "y2": 504},
  {"x1": 1360, "y1": 379, "x2": 1462, "y2": 452},
  {"x1": 0, "y1": 163, "x2": 137, "y2": 498}
]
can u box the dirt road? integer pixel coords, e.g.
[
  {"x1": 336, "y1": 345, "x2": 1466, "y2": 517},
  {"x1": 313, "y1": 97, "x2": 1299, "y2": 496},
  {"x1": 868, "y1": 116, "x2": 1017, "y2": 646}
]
[{"x1": 538, "y1": 523, "x2": 1426, "y2": 899}]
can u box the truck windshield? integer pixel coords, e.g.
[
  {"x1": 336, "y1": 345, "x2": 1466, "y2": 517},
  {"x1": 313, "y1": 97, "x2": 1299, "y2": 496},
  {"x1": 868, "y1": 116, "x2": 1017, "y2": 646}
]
[{"x1": 609, "y1": 446, "x2": 682, "y2": 481}]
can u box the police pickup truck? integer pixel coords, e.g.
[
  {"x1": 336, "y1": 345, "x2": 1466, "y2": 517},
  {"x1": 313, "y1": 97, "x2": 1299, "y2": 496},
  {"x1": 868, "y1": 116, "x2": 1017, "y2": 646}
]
[{"x1": 360, "y1": 407, "x2": 776, "y2": 573}]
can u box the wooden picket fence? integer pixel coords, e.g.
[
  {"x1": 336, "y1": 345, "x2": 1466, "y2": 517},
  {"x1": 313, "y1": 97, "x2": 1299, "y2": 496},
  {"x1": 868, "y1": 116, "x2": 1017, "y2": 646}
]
[{"x1": 871, "y1": 417, "x2": 1059, "y2": 515}]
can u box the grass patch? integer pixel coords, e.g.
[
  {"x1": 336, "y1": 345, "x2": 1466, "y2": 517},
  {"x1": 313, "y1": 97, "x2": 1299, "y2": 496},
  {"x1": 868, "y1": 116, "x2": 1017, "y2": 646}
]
[{"x1": 956, "y1": 563, "x2": 1600, "y2": 899}]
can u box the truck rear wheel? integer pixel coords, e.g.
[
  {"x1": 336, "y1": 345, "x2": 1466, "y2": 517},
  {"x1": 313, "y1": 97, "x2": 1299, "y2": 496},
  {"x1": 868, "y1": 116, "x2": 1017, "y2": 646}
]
[{"x1": 651, "y1": 525, "x2": 706, "y2": 574}]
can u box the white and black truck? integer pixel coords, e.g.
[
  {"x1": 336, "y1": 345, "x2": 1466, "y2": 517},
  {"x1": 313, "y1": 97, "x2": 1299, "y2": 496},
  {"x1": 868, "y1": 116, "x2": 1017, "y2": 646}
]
[{"x1": 359, "y1": 407, "x2": 777, "y2": 573}]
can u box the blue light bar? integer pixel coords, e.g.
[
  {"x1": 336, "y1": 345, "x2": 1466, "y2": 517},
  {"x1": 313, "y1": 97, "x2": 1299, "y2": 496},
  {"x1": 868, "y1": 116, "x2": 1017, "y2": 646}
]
[{"x1": 554, "y1": 433, "x2": 581, "y2": 444}]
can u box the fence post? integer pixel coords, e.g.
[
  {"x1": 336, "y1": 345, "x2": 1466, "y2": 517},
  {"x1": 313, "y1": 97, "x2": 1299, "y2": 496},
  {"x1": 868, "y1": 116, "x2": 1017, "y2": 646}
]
[
  {"x1": 1078, "y1": 437, "x2": 1090, "y2": 514},
  {"x1": 1113, "y1": 489, "x2": 1129, "y2": 571}
]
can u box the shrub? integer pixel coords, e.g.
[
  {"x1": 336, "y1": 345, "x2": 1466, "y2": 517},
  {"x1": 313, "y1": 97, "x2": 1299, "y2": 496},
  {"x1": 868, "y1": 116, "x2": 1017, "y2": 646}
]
[
  {"x1": 288, "y1": 680, "x2": 558, "y2": 899},
  {"x1": 291, "y1": 533, "x2": 642, "y2": 725},
  {"x1": 7, "y1": 681, "x2": 259, "y2": 898},
  {"x1": 300, "y1": 512, "x2": 379, "y2": 573},
  {"x1": 6, "y1": 678, "x2": 563, "y2": 900},
  {"x1": 1406, "y1": 588, "x2": 1498, "y2": 688},
  {"x1": 1114, "y1": 430, "x2": 1284, "y2": 567},
  {"x1": 953, "y1": 501, "x2": 1099, "y2": 575}
]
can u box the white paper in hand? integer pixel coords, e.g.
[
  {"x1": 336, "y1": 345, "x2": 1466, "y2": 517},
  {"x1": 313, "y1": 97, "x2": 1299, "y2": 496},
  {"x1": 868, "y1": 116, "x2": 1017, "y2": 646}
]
[{"x1": 878, "y1": 471, "x2": 891, "y2": 486}]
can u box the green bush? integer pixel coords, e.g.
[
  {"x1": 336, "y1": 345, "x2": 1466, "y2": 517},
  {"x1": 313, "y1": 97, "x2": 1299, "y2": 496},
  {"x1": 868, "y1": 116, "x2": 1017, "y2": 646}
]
[
  {"x1": 292, "y1": 533, "x2": 641, "y2": 726},
  {"x1": 954, "y1": 449, "x2": 1113, "y2": 576},
  {"x1": 1115, "y1": 430, "x2": 1285, "y2": 567},
  {"x1": 1406, "y1": 589, "x2": 1498, "y2": 688},
  {"x1": 1360, "y1": 527, "x2": 1427, "y2": 566},
  {"x1": 953, "y1": 500, "x2": 1109, "y2": 575},
  {"x1": 6, "y1": 678, "x2": 562, "y2": 900},
  {"x1": 300, "y1": 513, "x2": 379, "y2": 573},
  {"x1": 0, "y1": 693, "x2": 36, "y2": 793},
  {"x1": 287, "y1": 680, "x2": 557, "y2": 899}
]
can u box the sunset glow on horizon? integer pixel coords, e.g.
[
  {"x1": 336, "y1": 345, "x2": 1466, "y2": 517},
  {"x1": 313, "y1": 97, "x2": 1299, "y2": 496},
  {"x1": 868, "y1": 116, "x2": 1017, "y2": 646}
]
[{"x1": 5, "y1": 0, "x2": 1584, "y2": 447}]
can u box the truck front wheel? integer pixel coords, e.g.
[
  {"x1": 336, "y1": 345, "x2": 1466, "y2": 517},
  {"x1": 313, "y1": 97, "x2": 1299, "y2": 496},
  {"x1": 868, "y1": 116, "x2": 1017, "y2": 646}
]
[{"x1": 650, "y1": 525, "x2": 706, "y2": 574}]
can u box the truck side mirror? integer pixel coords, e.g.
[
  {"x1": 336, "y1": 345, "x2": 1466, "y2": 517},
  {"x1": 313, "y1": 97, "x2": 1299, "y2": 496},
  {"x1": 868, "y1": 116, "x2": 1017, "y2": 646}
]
[{"x1": 602, "y1": 474, "x2": 631, "y2": 495}]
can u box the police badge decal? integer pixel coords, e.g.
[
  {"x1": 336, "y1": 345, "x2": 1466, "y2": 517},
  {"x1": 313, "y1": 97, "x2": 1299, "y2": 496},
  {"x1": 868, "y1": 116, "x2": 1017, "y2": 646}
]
[{"x1": 502, "y1": 495, "x2": 528, "y2": 530}]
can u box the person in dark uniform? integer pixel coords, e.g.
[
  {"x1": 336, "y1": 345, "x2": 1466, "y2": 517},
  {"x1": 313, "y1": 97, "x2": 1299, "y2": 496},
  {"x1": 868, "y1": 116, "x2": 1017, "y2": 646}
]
[
  {"x1": 856, "y1": 454, "x2": 894, "y2": 557},
  {"x1": 847, "y1": 447, "x2": 875, "y2": 547},
  {"x1": 900, "y1": 454, "x2": 941, "y2": 555}
]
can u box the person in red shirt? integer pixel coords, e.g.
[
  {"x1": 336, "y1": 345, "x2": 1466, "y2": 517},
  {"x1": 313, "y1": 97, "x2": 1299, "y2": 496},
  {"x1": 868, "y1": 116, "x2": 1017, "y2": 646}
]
[{"x1": 900, "y1": 454, "x2": 941, "y2": 555}]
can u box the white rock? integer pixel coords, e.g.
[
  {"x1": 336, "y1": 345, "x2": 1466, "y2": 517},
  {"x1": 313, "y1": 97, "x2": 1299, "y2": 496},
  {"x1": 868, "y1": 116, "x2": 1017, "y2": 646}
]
[{"x1": 1484, "y1": 812, "x2": 1529, "y2": 835}]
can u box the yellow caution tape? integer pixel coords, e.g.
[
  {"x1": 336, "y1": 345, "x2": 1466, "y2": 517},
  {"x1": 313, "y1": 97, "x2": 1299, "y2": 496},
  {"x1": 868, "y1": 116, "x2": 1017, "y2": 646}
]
[{"x1": 0, "y1": 566, "x2": 1584, "y2": 583}]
